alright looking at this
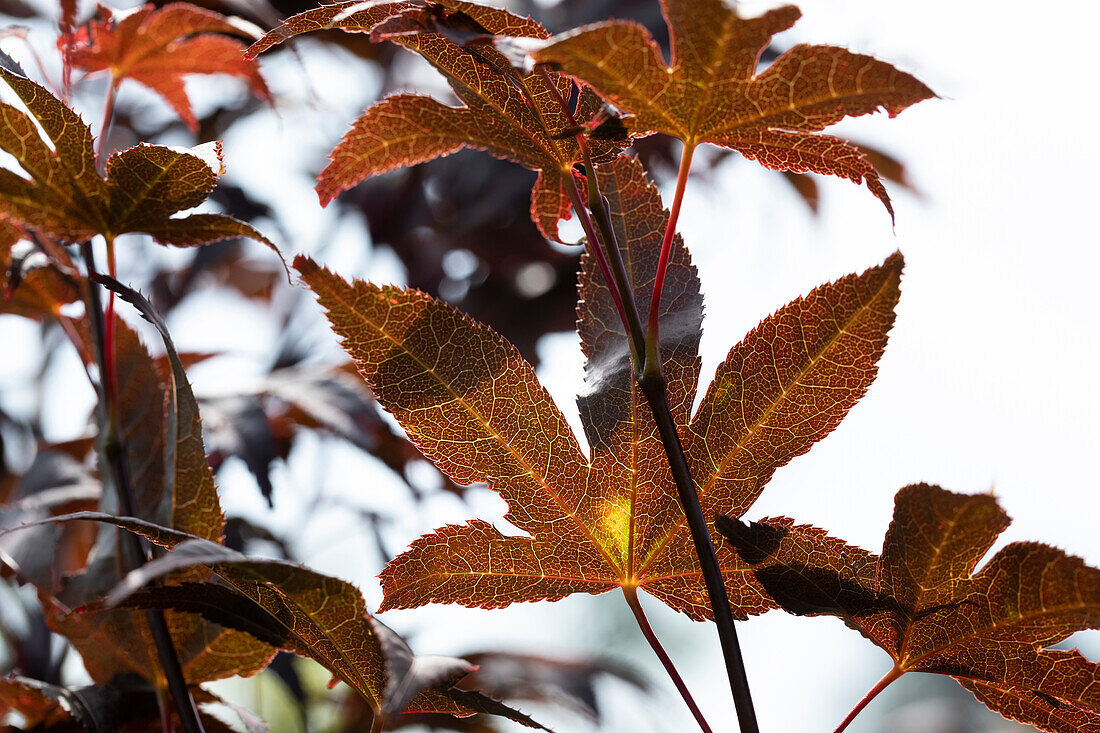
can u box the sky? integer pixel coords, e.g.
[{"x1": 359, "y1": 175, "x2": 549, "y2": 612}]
[{"x1": 1, "y1": 0, "x2": 1099, "y2": 731}]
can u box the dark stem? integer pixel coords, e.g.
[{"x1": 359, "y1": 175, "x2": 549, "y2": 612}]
[
  {"x1": 637, "y1": 369, "x2": 759, "y2": 733},
  {"x1": 536, "y1": 65, "x2": 646, "y2": 363},
  {"x1": 80, "y1": 242, "x2": 206, "y2": 733},
  {"x1": 536, "y1": 66, "x2": 759, "y2": 732},
  {"x1": 508, "y1": 66, "x2": 631, "y2": 341},
  {"x1": 623, "y1": 587, "x2": 713, "y2": 733},
  {"x1": 560, "y1": 171, "x2": 632, "y2": 340},
  {"x1": 834, "y1": 666, "x2": 904, "y2": 733}
]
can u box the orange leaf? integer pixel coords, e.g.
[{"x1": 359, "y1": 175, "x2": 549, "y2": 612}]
[
  {"x1": 248, "y1": 1, "x2": 625, "y2": 240},
  {"x1": 63, "y1": 2, "x2": 269, "y2": 131},
  {"x1": 720, "y1": 484, "x2": 1100, "y2": 732},
  {"x1": 298, "y1": 154, "x2": 903, "y2": 620},
  {"x1": 0, "y1": 55, "x2": 275, "y2": 251},
  {"x1": 532, "y1": 1, "x2": 935, "y2": 219}
]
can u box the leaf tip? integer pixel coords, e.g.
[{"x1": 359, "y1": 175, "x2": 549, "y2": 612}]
[{"x1": 292, "y1": 253, "x2": 320, "y2": 279}]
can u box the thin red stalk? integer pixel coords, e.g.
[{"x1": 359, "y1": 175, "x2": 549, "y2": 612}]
[
  {"x1": 95, "y1": 78, "x2": 119, "y2": 164},
  {"x1": 646, "y1": 142, "x2": 695, "y2": 356},
  {"x1": 623, "y1": 587, "x2": 713, "y2": 733},
  {"x1": 526, "y1": 67, "x2": 632, "y2": 339},
  {"x1": 834, "y1": 666, "x2": 904, "y2": 733},
  {"x1": 103, "y1": 237, "x2": 117, "y2": 403},
  {"x1": 536, "y1": 65, "x2": 645, "y2": 362}
]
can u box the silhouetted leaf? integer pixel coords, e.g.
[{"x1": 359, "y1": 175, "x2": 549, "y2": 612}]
[
  {"x1": 97, "y1": 531, "x2": 546, "y2": 728},
  {"x1": 459, "y1": 651, "x2": 647, "y2": 721}
]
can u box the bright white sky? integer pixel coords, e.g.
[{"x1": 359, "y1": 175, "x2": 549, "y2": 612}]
[{"x1": 2, "y1": 1, "x2": 1098, "y2": 731}]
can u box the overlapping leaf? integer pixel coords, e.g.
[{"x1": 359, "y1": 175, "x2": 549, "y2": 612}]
[
  {"x1": 718, "y1": 484, "x2": 1100, "y2": 732},
  {"x1": 531, "y1": 0, "x2": 935, "y2": 218},
  {"x1": 63, "y1": 2, "x2": 270, "y2": 131},
  {"x1": 247, "y1": 1, "x2": 624, "y2": 240},
  {"x1": 0, "y1": 53, "x2": 273, "y2": 248},
  {"x1": 38, "y1": 280, "x2": 276, "y2": 687},
  {"x1": 23, "y1": 515, "x2": 544, "y2": 729},
  {"x1": 298, "y1": 153, "x2": 904, "y2": 620}
]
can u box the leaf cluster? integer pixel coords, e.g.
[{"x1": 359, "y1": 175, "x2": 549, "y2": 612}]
[{"x1": 0, "y1": 1, "x2": 1093, "y2": 732}]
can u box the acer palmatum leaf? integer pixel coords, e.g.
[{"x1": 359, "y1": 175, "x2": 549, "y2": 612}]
[
  {"x1": 719, "y1": 484, "x2": 1100, "y2": 733},
  {"x1": 296, "y1": 152, "x2": 903, "y2": 621},
  {"x1": 531, "y1": 0, "x2": 935, "y2": 219},
  {"x1": 95, "y1": 274, "x2": 224, "y2": 539},
  {"x1": 42, "y1": 314, "x2": 275, "y2": 686},
  {"x1": 63, "y1": 2, "x2": 269, "y2": 131},
  {"x1": 0, "y1": 56, "x2": 276, "y2": 251},
  {"x1": 247, "y1": 1, "x2": 623, "y2": 240},
  {"x1": 95, "y1": 532, "x2": 545, "y2": 728}
]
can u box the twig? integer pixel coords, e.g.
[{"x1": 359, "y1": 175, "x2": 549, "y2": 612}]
[
  {"x1": 623, "y1": 587, "x2": 713, "y2": 733},
  {"x1": 834, "y1": 666, "x2": 904, "y2": 733}
]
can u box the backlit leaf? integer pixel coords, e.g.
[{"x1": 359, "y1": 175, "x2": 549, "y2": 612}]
[
  {"x1": 531, "y1": 0, "x2": 935, "y2": 218},
  {"x1": 719, "y1": 484, "x2": 1100, "y2": 732},
  {"x1": 0, "y1": 55, "x2": 275, "y2": 250},
  {"x1": 63, "y1": 2, "x2": 269, "y2": 131},
  {"x1": 25, "y1": 276, "x2": 277, "y2": 687},
  {"x1": 247, "y1": 1, "x2": 624, "y2": 240},
  {"x1": 298, "y1": 154, "x2": 903, "y2": 621},
  {"x1": 96, "y1": 275, "x2": 224, "y2": 539},
  {"x1": 94, "y1": 531, "x2": 545, "y2": 728}
]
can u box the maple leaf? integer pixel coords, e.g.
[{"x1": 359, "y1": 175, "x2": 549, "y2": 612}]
[
  {"x1": 297, "y1": 153, "x2": 904, "y2": 621},
  {"x1": 0, "y1": 52, "x2": 275, "y2": 250},
  {"x1": 63, "y1": 2, "x2": 270, "y2": 131},
  {"x1": 718, "y1": 484, "x2": 1100, "y2": 732},
  {"x1": 36, "y1": 279, "x2": 277, "y2": 687},
  {"x1": 247, "y1": 1, "x2": 624, "y2": 240},
  {"x1": 18, "y1": 514, "x2": 546, "y2": 729},
  {"x1": 531, "y1": 0, "x2": 935, "y2": 218}
]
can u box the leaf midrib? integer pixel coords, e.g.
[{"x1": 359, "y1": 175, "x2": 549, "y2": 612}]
[{"x1": 901, "y1": 600, "x2": 1100, "y2": 672}]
